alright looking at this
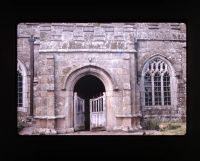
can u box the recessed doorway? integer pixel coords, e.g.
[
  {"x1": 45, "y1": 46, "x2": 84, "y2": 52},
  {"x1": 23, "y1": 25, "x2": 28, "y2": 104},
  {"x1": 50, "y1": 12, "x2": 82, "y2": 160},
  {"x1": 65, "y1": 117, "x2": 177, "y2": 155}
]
[{"x1": 74, "y1": 75, "x2": 106, "y2": 131}]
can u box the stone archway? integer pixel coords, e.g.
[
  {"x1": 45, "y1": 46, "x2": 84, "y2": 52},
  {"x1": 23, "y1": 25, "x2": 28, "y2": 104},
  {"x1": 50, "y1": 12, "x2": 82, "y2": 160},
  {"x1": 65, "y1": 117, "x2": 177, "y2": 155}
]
[{"x1": 59, "y1": 65, "x2": 118, "y2": 133}]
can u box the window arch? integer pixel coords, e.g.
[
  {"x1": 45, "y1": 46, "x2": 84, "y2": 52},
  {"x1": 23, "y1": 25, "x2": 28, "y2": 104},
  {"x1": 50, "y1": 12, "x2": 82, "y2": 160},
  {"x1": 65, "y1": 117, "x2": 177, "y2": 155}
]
[
  {"x1": 142, "y1": 57, "x2": 175, "y2": 107},
  {"x1": 17, "y1": 59, "x2": 28, "y2": 112}
]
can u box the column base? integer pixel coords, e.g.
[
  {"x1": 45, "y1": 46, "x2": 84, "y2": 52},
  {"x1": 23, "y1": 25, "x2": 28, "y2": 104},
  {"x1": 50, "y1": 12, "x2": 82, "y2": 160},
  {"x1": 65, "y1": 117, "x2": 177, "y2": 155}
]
[
  {"x1": 66, "y1": 128, "x2": 74, "y2": 133},
  {"x1": 32, "y1": 128, "x2": 57, "y2": 135},
  {"x1": 56, "y1": 128, "x2": 74, "y2": 134}
]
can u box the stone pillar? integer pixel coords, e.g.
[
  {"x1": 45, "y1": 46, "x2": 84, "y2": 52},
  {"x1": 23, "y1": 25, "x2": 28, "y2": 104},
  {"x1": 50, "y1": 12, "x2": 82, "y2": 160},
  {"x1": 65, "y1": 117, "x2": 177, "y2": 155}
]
[
  {"x1": 64, "y1": 90, "x2": 74, "y2": 133},
  {"x1": 120, "y1": 57, "x2": 133, "y2": 131},
  {"x1": 130, "y1": 48, "x2": 142, "y2": 130},
  {"x1": 106, "y1": 91, "x2": 114, "y2": 131},
  {"x1": 121, "y1": 89, "x2": 132, "y2": 131},
  {"x1": 46, "y1": 56, "x2": 56, "y2": 133},
  {"x1": 34, "y1": 55, "x2": 56, "y2": 134},
  {"x1": 55, "y1": 91, "x2": 68, "y2": 134}
]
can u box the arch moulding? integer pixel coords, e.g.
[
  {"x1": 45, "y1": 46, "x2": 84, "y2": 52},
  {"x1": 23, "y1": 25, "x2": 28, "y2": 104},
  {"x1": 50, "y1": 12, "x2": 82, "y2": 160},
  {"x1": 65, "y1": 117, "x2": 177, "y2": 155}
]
[{"x1": 61, "y1": 65, "x2": 118, "y2": 92}]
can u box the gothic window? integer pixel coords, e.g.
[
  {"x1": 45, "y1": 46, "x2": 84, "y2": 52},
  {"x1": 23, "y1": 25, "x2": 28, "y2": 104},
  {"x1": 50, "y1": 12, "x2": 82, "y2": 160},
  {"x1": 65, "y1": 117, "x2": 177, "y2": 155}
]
[
  {"x1": 143, "y1": 57, "x2": 171, "y2": 106},
  {"x1": 17, "y1": 59, "x2": 28, "y2": 112},
  {"x1": 17, "y1": 71, "x2": 23, "y2": 107}
]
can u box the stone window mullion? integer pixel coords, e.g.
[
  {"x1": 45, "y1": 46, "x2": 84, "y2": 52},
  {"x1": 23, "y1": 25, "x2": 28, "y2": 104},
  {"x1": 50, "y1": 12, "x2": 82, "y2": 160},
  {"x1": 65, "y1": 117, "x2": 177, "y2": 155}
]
[
  {"x1": 161, "y1": 74, "x2": 164, "y2": 105},
  {"x1": 151, "y1": 74, "x2": 155, "y2": 106},
  {"x1": 17, "y1": 71, "x2": 23, "y2": 107}
]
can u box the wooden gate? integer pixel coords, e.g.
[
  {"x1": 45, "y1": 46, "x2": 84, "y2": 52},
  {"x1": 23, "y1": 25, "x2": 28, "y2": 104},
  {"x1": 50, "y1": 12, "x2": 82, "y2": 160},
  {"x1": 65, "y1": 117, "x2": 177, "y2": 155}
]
[
  {"x1": 90, "y1": 93, "x2": 106, "y2": 130},
  {"x1": 74, "y1": 93, "x2": 85, "y2": 131}
]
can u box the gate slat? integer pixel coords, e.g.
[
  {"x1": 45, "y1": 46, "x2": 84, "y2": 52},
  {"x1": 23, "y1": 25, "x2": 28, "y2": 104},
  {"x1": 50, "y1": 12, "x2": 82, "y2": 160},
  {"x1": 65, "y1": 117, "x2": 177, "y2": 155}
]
[
  {"x1": 95, "y1": 100, "x2": 97, "y2": 112},
  {"x1": 101, "y1": 98, "x2": 102, "y2": 111},
  {"x1": 97, "y1": 99, "x2": 99, "y2": 112},
  {"x1": 90, "y1": 93, "x2": 106, "y2": 130},
  {"x1": 74, "y1": 93, "x2": 85, "y2": 131}
]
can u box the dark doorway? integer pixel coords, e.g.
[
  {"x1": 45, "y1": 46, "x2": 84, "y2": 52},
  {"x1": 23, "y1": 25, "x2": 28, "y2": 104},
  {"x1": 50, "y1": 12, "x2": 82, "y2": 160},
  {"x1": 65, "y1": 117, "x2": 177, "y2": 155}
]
[{"x1": 74, "y1": 75, "x2": 105, "y2": 130}]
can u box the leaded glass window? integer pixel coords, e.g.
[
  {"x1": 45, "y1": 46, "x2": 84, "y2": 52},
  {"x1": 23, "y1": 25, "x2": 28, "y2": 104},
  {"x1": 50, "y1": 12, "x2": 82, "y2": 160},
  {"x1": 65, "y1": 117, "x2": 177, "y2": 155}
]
[
  {"x1": 17, "y1": 71, "x2": 23, "y2": 107},
  {"x1": 144, "y1": 73, "x2": 152, "y2": 106},
  {"x1": 154, "y1": 72, "x2": 162, "y2": 105},
  {"x1": 163, "y1": 72, "x2": 171, "y2": 105},
  {"x1": 143, "y1": 58, "x2": 171, "y2": 106}
]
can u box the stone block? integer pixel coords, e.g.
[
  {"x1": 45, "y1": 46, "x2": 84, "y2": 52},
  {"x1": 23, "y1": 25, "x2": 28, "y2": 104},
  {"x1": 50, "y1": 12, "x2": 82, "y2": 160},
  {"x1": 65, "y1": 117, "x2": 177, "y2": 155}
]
[
  {"x1": 83, "y1": 26, "x2": 94, "y2": 32},
  {"x1": 36, "y1": 119, "x2": 47, "y2": 128},
  {"x1": 47, "y1": 84, "x2": 54, "y2": 91},
  {"x1": 40, "y1": 91, "x2": 47, "y2": 97},
  {"x1": 123, "y1": 96, "x2": 131, "y2": 105},
  {"x1": 47, "y1": 76, "x2": 54, "y2": 84},
  {"x1": 40, "y1": 31, "x2": 50, "y2": 41},
  {"x1": 40, "y1": 97, "x2": 47, "y2": 106},
  {"x1": 63, "y1": 24, "x2": 74, "y2": 32},
  {"x1": 40, "y1": 84, "x2": 47, "y2": 90},
  {"x1": 47, "y1": 59, "x2": 54, "y2": 66}
]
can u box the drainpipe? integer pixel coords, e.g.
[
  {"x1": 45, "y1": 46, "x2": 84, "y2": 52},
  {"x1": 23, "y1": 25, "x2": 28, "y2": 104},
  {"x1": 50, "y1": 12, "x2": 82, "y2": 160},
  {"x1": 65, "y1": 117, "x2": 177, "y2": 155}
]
[{"x1": 28, "y1": 35, "x2": 36, "y2": 117}]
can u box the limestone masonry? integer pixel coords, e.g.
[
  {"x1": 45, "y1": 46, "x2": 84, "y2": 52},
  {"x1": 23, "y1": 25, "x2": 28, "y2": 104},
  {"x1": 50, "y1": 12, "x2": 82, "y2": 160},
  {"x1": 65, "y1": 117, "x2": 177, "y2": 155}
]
[{"x1": 17, "y1": 23, "x2": 186, "y2": 134}]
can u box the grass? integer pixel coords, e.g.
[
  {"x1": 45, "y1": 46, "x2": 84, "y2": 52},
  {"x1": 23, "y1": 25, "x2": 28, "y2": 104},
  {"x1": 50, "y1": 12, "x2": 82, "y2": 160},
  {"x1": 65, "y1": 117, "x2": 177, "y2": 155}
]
[
  {"x1": 141, "y1": 119, "x2": 187, "y2": 135},
  {"x1": 159, "y1": 122, "x2": 186, "y2": 135}
]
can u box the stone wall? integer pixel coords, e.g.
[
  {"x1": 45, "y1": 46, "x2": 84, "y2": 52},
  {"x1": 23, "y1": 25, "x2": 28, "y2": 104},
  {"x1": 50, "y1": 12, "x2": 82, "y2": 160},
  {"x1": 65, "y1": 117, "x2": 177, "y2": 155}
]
[
  {"x1": 17, "y1": 23, "x2": 186, "y2": 132},
  {"x1": 135, "y1": 24, "x2": 186, "y2": 121}
]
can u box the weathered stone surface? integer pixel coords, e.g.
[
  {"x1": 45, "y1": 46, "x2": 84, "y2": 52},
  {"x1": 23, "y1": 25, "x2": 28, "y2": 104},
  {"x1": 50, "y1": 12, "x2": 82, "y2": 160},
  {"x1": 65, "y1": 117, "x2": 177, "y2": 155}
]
[
  {"x1": 17, "y1": 23, "x2": 186, "y2": 134},
  {"x1": 32, "y1": 128, "x2": 57, "y2": 135}
]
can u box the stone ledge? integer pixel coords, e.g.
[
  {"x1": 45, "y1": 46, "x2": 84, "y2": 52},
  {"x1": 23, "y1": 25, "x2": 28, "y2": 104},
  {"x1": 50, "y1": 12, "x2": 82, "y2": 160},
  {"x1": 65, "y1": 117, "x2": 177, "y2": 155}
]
[
  {"x1": 137, "y1": 39, "x2": 186, "y2": 42},
  {"x1": 18, "y1": 36, "x2": 40, "y2": 39},
  {"x1": 115, "y1": 114, "x2": 142, "y2": 118},
  {"x1": 46, "y1": 55, "x2": 54, "y2": 59},
  {"x1": 143, "y1": 114, "x2": 181, "y2": 118},
  {"x1": 34, "y1": 115, "x2": 65, "y2": 119},
  {"x1": 17, "y1": 107, "x2": 28, "y2": 112},
  {"x1": 39, "y1": 49, "x2": 137, "y2": 53},
  {"x1": 142, "y1": 106, "x2": 174, "y2": 110}
]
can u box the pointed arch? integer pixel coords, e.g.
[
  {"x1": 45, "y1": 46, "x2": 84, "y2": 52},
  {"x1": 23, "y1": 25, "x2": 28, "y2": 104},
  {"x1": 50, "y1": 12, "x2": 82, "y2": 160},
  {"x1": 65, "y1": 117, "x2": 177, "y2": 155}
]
[
  {"x1": 141, "y1": 55, "x2": 176, "y2": 78},
  {"x1": 141, "y1": 55, "x2": 177, "y2": 110}
]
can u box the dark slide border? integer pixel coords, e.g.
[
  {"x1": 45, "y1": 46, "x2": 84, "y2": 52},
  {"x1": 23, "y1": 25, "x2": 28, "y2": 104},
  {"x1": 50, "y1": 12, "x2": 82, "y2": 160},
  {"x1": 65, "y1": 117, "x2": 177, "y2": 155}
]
[{"x1": 1, "y1": 1, "x2": 199, "y2": 161}]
